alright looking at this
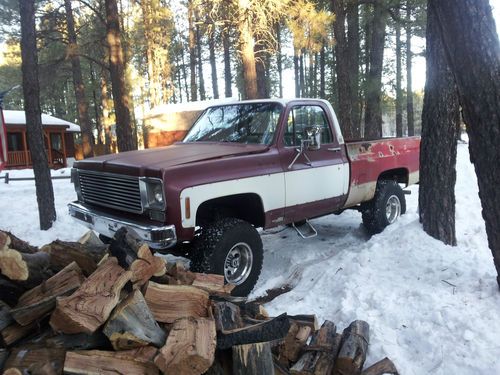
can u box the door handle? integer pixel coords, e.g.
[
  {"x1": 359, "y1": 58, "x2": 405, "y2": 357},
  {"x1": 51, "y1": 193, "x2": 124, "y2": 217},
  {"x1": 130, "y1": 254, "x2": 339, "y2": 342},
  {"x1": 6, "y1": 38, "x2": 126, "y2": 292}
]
[{"x1": 327, "y1": 147, "x2": 341, "y2": 152}]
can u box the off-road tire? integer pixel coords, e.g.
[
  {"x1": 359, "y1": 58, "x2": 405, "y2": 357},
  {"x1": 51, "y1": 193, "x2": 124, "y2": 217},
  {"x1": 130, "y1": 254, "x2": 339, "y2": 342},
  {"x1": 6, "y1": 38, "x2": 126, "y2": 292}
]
[
  {"x1": 190, "y1": 217, "x2": 263, "y2": 297},
  {"x1": 362, "y1": 180, "x2": 406, "y2": 234}
]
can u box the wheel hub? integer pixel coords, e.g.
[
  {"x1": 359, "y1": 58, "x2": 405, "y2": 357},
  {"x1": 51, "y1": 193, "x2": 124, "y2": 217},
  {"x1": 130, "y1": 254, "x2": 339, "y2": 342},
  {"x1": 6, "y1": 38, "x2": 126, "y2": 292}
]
[
  {"x1": 385, "y1": 195, "x2": 401, "y2": 224},
  {"x1": 224, "y1": 242, "x2": 253, "y2": 286}
]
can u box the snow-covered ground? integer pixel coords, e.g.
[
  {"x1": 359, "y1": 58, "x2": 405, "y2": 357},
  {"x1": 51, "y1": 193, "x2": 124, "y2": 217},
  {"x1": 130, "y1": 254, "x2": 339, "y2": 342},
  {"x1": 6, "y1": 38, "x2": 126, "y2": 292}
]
[{"x1": 1, "y1": 143, "x2": 499, "y2": 374}]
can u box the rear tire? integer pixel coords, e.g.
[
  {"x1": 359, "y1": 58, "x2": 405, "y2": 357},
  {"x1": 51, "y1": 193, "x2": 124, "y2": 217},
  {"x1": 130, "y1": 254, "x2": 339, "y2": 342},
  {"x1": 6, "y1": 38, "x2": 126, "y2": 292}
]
[
  {"x1": 362, "y1": 180, "x2": 406, "y2": 234},
  {"x1": 190, "y1": 218, "x2": 263, "y2": 297}
]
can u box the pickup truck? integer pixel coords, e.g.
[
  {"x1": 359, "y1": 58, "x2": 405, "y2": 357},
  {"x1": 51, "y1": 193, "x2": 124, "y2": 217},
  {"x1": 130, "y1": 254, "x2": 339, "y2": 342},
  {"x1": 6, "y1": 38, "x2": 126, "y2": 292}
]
[{"x1": 68, "y1": 99, "x2": 420, "y2": 295}]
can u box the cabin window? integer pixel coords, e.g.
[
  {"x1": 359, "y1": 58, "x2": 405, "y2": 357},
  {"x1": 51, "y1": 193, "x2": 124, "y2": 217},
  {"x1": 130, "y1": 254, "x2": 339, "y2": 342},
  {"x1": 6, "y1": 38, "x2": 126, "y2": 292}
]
[{"x1": 7, "y1": 132, "x2": 23, "y2": 151}]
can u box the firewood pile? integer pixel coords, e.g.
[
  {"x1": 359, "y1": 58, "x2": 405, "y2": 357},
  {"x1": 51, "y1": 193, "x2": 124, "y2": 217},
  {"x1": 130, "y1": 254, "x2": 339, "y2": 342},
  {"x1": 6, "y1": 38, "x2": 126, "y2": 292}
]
[{"x1": 0, "y1": 228, "x2": 399, "y2": 375}]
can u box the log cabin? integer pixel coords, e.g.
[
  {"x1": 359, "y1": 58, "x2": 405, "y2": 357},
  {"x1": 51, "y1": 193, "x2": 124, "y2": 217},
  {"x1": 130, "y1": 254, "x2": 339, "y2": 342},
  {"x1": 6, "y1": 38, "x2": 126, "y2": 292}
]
[{"x1": 3, "y1": 110, "x2": 81, "y2": 169}]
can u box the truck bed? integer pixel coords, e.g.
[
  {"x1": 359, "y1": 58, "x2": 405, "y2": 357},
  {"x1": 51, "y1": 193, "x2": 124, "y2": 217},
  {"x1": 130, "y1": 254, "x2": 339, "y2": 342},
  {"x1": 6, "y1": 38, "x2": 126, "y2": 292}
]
[{"x1": 342, "y1": 136, "x2": 420, "y2": 208}]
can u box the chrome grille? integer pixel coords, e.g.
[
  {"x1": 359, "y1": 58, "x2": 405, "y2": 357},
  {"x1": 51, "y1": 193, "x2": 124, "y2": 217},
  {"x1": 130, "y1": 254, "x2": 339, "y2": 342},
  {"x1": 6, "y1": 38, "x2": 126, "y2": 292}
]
[{"x1": 78, "y1": 170, "x2": 143, "y2": 214}]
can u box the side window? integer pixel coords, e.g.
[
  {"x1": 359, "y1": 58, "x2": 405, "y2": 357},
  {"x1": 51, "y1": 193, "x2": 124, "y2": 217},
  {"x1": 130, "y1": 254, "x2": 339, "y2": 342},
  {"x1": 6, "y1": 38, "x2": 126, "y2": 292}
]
[{"x1": 283, "y1": 105, "x2": 333, "y2": 146}]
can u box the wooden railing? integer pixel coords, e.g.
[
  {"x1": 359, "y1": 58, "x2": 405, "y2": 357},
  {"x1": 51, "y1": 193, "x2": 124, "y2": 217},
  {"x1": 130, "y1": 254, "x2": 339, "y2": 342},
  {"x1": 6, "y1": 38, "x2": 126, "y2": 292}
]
[{"x1": 7, "y1": 151, "x2": 31, "y2": 167}]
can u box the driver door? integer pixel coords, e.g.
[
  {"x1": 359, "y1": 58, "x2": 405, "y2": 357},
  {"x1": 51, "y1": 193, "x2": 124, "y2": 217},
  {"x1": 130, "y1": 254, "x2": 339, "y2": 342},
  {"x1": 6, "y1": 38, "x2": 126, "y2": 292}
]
[{"x1": 278, "y1": 103, "x2": 349, "y2": 222}]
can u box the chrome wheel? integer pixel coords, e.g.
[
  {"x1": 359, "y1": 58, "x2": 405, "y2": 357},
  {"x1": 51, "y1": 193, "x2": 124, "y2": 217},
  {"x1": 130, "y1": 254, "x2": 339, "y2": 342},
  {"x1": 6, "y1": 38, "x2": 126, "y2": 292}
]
[
  {"x1": 224, "y1": 242, "x2": 253, "y2": 285},
  {"x1": 386, "y1": 195, "x2": 401, "y2": 224}
]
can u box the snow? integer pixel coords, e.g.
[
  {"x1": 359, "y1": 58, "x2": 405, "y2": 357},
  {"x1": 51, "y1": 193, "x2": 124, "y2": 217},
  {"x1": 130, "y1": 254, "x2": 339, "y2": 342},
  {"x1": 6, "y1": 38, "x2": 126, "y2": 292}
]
[
  {"x1": 0, "y1": 143, "x2": 498, "y2": 374},
  {"x1": 3, "y1": 110, "x2": 81, "y2": 132}
]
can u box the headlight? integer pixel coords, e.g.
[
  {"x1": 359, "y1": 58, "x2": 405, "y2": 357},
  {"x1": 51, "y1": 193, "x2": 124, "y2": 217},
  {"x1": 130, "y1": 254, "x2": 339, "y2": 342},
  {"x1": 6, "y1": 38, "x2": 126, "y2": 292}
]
[{"x1": 140, "y1": 178, "x2": 165, "y2": 211}]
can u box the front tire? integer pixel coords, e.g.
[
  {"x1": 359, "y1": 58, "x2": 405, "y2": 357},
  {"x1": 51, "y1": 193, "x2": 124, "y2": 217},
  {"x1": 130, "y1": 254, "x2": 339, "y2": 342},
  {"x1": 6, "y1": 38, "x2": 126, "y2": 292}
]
[
  {"x1": 362, "y1": 180, "x2": 406, "y2": 234},
  {"x1": 190, "y1": 218, "x2": 263, "y2": 297}
]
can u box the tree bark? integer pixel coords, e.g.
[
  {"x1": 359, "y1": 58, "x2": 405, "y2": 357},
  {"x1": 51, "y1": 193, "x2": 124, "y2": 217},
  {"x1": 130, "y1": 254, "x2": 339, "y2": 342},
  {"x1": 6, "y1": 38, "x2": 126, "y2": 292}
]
[
  {"x1": 294, "y1": 52, "x2": 300, "y2": 97},
  {"x1": 188, "y1": 1, "x2": 198, "y2": 102},
  {"x1": 431, "y1": 0, "x2": 500, "y2": 287},
  {"x1": 19, "y1": 0, "x2": 56, "y2": 230},
  {"x1": 209, "y1": 27, "x2": 219, "y2": 99},
  {"x1": 232, "y1": 342, "x2": 274, "y2": 375},
  {"x1": 333, "y1": 0, "x2": 356, "y2": 139},
  {"x1": 238, "y1": 3, "x2": 258, "y2": 100},
  {"x1": 320, "y1": 45, "x2": 326, "y2": 99},
  {"x1": 64, "y1": 0, "x2": 94, "y2": 158},
  {"x1": 255, "y1": 42, "x2": 269, "y2": 99},
  {"x1": 105, "y1": 0, "x2": 136, "y2": 152},
  {"x1": 364, "y1": 0, "x2": 387, "y2": 140},
  {"x1": 406, "y1": 0, "x2": 414, "y2": 136},
  {"x1": 395, "y1": 6, "x2": 403, "y2": 137},
  {"x1": 347, "y1": 0, "x2": 360, "y2": 132},
  {"x1": 418, "y1": 4, "x2": 459, "y2": 246},
  {"x1": 276, "y1": 23, "x2": 283, "y2": 98}
]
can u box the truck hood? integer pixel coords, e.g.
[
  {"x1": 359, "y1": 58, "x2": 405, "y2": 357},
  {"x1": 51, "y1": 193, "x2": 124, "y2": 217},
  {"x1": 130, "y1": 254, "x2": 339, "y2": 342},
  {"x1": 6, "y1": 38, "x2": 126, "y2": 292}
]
[{"x1": 74, "y1": 142, "x2": 269, "y2": 175}]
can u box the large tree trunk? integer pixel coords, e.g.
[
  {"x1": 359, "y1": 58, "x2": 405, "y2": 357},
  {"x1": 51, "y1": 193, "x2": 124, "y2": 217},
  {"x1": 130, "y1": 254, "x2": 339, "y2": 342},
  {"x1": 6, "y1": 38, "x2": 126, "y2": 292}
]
[
  {"x1": 188, "y1": 0, "x2": 198, "y2": 101},
  {"x1": 332, "y1": 0, "x2": 355, "y2": 139},
  {"x1": 222, "y1": 29, "x2": 232, "y2": 98},
  {"x1": 294, "y1": 51, "x2": 300, "y2": 97},
  {"x1": 406, "y1": 0, "x2": 415, "y2": 136},
  {"x1": 395, "y1": 6, "x2": 403, "y2": 137},
  {"x1": 141, "y1": 0, "x2": 160, "y2": 107},
  {"x1": 100, "y1": 71, "x2": 112, "y2": 153},
  {"x1": 347, "y1": 0, "x2": 360, "y2": 132},
  {"x1": 209, "y1": 27, "x2": 219, "y2": 99},
  {"x1": 238, "y1": 3, "x2": 258, "y2": 100},
  {"x1": 364, "y1": 0, "x2": 387, "y2": 139},
  {"x1": 418, "y1": 3, "x2": 459, "y2": 246},
  {"x1": 104, "y1": 0, "x2": 136, "y2": 152},
  {"x1": 255, "y1": 42, "x2": 269, "y2": 99},
  {"x1": 276, "y1": 23, "x2": 283, "y2": 98},
  {"x1": 19, "y1": 0, "x2": 56, "y2": 230},
  {"x1": 430, "y1": 0, "x2": 500, "y2": 287},
  {"x1": 319, "y1": 45, "x2": 326, "y2": 99},
  {"x1": 64, "y1": 0, "x2": 94, "y2": 158}
]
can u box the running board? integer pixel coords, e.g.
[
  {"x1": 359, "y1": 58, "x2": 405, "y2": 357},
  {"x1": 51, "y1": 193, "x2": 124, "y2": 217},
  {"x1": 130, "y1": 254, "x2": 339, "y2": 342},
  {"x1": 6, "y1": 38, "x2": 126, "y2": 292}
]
[{"x1": 292, "y1": 220, "x2": 318, "y2": 239}]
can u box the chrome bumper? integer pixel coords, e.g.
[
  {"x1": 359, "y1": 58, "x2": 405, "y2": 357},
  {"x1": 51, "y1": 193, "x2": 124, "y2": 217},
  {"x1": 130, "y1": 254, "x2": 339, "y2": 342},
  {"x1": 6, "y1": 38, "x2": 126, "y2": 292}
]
[{"x1": 68, "y1": 202, "x2": 177, "y2": 249}]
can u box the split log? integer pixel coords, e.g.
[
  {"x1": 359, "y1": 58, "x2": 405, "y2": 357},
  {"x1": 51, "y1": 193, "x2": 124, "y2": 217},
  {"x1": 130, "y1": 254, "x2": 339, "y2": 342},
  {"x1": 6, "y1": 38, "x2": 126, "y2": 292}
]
[
  {"x1": 361, "y1": 357, "x2": 398, "y2": 375},
  {"x1": 130, "y1": 244, "x2": 166, "y2": 288},
  {"x1": 333, "y1": 320, "x2": 370, "y2": 375},
  {"x1": 289, "y1": 314, "x2": 319, "y2": 332},
  {"x1": 213, "y1": 301, "x2": 244, "y2": 331},
  {"x1": 50, "y1": 257, "x2": 131, "y2": 334},
  {"x1": 0, "y1": 276, "x2": 27, "y2": 306},
  {"x1": 232, "y1": 342, "x2": 274, "y2": 375},
  {"x1": 77, "y1": 230, "x2": 104, "y2": 247},
  {"x1": 192, "y1": 273, "x2": 234, "y2": 295},
  {"x1": 154, "y1": 317, "x2": 216, "y2": 375},
  {"x1": 277, "y1": 322, "x2": 312, "y2": 365},
  {"x1": 0, "y1": 301, "x2": 13, "y2": 331},
  {"x1": 64, "y1": 349, "x2": 159, "y2": 375},
  {"x1": 240, "y1": 302, "x2": 269, "y2": 320},
  {"x1": 144, "y1": 282, "x2": 209, "y2": 323},
  {"x1": 4, "y1": 347, "x2": 65, "y2": 375},
  {"x1": 217, "y1": 313, "x2": 290, "y2": 350},
  {"x1": 11, "y1": 262, "x2": 85, "y2": 326},
  {"x1": 0, "y1": 248, "x2": 52, "y2": 287},
  {"x1": 44, "y1": 331, "x2": 109, "y2": 350},
  {"x1": 1, "y1": 321, "x2": 38, "y2": 346},
  {"x1": 291, "y1": 320, "x2": 340, "y2": 375},
  {"x1": 109, "y1": 227, "x2": 143, "y2": 268},
  {"x1": 103, "y1": 290, "x2": 166, "y2": 350},
  {"x1": 0, "y1": 349, "x2": 8, "y2": 372},
  {"x1": 41, "y1": 240, "x2": 108, "y2": 276},
  {"x1": 0, "y1": 231, "x2": 9, "y2": 251},
  {"x1": 0, "y1": 231, "x2": 38, "y2": 254}
]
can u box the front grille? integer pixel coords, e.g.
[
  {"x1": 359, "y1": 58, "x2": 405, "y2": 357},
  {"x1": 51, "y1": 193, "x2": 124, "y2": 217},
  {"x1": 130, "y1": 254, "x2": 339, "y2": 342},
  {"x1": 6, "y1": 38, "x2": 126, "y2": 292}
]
[{"x1": 78, "y1": 170, "x2": 143, "y2": 214}]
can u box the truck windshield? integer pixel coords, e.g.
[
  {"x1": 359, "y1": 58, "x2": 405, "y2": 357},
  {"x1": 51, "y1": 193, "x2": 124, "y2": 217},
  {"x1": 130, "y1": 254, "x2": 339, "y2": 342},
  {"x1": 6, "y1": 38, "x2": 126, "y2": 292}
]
[{"x1": 184, "y1": 103, "x2": 282, "y2": 145}]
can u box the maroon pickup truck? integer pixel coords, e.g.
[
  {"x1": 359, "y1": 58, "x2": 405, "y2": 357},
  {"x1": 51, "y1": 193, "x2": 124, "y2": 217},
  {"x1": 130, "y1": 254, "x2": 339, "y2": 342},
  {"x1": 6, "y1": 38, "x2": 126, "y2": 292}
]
[{"x1": 69, "y1": 99, "x2": 419, "y2": 295}]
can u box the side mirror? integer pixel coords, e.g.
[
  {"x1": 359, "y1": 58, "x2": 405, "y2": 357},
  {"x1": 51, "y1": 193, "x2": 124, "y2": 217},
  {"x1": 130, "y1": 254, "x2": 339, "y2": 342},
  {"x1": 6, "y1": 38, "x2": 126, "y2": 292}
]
[{"x1": 305, "y1": 126, "x2": 321, "y2": 151}]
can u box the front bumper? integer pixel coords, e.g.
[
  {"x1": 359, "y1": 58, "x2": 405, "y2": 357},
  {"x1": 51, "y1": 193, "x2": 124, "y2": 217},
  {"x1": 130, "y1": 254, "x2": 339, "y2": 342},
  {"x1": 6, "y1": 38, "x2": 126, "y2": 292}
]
[{"x1": 68, "y1": 202, "x2": 177, "y2": 249}]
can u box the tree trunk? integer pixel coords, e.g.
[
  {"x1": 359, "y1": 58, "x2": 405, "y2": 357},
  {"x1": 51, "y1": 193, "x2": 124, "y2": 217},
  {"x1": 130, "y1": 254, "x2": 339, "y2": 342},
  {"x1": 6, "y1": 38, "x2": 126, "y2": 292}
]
[
  {"x1": 238, "y1": 4, "x2": 258, "y2": 100},
  {"x1": 104, "y1": 0, "x2": 136, "y2": 152},
  {"x1": 320, "y1": 45, "x2": 326, "y2": 99},
  {"x1": 430, "y1": 0, "x2": 500, "y2": 287},
  {"x1": 395, "y1": 6, "x2": 403, "y2": 137},
  {"x1": 209, "y1": 27, "x2": 219, "y2": 99},
  {"x1": 294, "y1": 51, "x2": 300, "y2": 97},
  {"x1": 100, "y1": 71, "x2": 112, "y2": 153},
  {"x1": 364, "y1": 0, "x2": 386, "y2": 140},
  {"x1": 181, "y1": 45, "x2": 190, "y2": 102},
  {"x1": 64, "y1": 0, "x2": 94, "y2": 158},
  {"x1": 222, "y1": 29, "x2": 232, "y2": 98},
  {"x1": 332, "y1": 0, "x2": 356, "y2": 139},
  {"x1": 142, "y1": 0, "x2": 160, "y2": 108},
  {"x1": 19, "y1": 0, "x2": 56, "y2": 230},
  {"x1": 418, "y1": 4, "x2": 459, "y2": 246},
  {"x1": 276, "y1": 23, "x2": 283, "y2": 98},
  {"x1": 406, "y1": 0, "x2": 414, "y2": 136},
  {"x1": 299, "y1": 52, "x2": 305, "y2": 97},
  {"x1": 347, "y1": 0, "x2": 360, "y2": 133},
  {"x1": 196, "y1": 24, "x2": 206, "y2": 101},
  {"x1": 255, "y1": 42, "x2": 269, "y2": 99},
  {"x1": 188, "y1": 0, "x2": 198, "y2": 101}
]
